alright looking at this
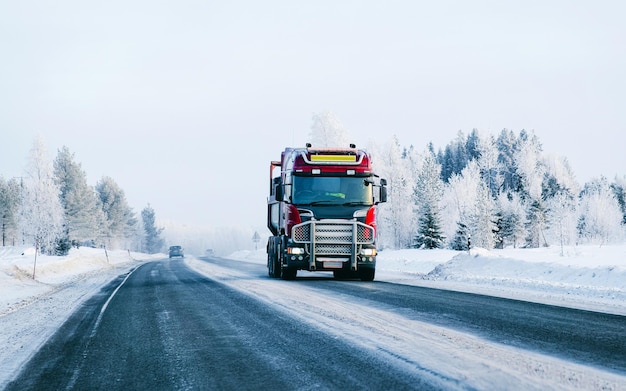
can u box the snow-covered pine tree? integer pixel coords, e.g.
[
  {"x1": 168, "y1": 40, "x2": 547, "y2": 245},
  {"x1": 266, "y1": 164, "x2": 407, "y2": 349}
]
[
  {"x1": 469, "y1": 182, "x2": 499, "y2": 250},
  {"x1": 610, "y1": 175, "x2": 626, "y2": 225},
  {"x1": 54, "y1": 146, "x2": 105, "y2": 250},
  {"x1": 450, "y1": 222, "x2": 470, "y2": 251},
  {"x1": 0, "y1": 177, "x2": 22, "y2": 246},
  {"x1": 514, "y1": 129, "x2": 545, "y2": 201},
  {"x1": 496, "y1": 192, "x2": 526, "y2": 248},
  {"x1": 525, "y1": 198, "x2": 549, "y2": 248},
  {"x1": 95, "y1": 176, "x2": 137, "y2": 249},
  {"x1": 414, "y1": 206, "x2": 446, "y2": 249},
  {"x1": 21, "y1": 136, "x2": 64, "y2": 256},
  {"x1": 141, "y1": 204, "x2": 164, "y2": 254},
  {"x1": 413, "y1": 151, "x2": 445, "y2": 249},
  {"x1": 476, "y1": 132, "x2": 503, "y2": 197},
  {"x1": 496, "y1": 129, "x2": 520, "y2": 193}
]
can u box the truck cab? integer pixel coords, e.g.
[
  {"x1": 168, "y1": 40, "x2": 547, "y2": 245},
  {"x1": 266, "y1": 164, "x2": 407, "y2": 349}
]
[{"x1": 267, "y1": 144, "x2": 387, "y2": 280}]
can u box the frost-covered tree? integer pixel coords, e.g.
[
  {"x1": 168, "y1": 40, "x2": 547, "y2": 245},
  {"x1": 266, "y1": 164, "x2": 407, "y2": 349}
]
[
  {"x1": 470, "y1": 182, "x2": 499, "y2": 249},
  {"x1": 413, "y1": 151, "x2": 445, "y2": 248},
  {"x1": 610, "y1": 175, "x2": 626, "y2": 225},
  {"x1": 54, "y1": 146, "x2": 105, "y2": 248},
  {"x1": 95, "y1": 176, "x2": 137, "y2": 249},
  {"x1": 439, "y1": 130, "x2": 469, "y2": 182},
  {"x1": 541, "y1": 154, "x2": 579, "y2": 200},
  {"x1": 525, "y1": 199, "x2": 549, "y2": 248},
  {"x1": 414, "y1": 206, "x2": 446, "y2": 249},
  {"x1": 496, "y1": 129, "x2": 521, "y2": 193},
  {"x1": 577, "y1": 177, "x2": 623, "y2": 245},
  {"x1": 0, "y1": 177, "x2": 22, "y2": 246},
  {"x1": 476, "y1": 133, "x2": 503, "y2": 197},
  {"x1": 370, "y1": 136, "x2": 415, "y2": 249},
  {"x1": 309, "y1": 111, "x2": 351, "y2": 148},
  {"x1": 141, "y1": 204, "x2": 164, "y2": 254},
  {"x1": 547, "y1": 190, "x2": 578, "y2": 254},
  {"x1": 21, "y1": 136, "x2": 64, "y2": 256},
  {"x1": 496, "y1": 192, "x2": 526, "y2": 248},
  {"x1": 450, "y1": 222, "x2": 471, "y2": 251},
  {"x1": 443, "y1": 160, "x2": 497, "y2": 249},
  {"x1": 514, "y1": 130, "x2": 545, "y2": 200}
]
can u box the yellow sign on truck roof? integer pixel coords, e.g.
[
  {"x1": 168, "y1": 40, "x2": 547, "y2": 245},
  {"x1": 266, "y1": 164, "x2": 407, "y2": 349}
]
[{"x1": 310, "y1": 155, "x2": 357, "y2": 162}]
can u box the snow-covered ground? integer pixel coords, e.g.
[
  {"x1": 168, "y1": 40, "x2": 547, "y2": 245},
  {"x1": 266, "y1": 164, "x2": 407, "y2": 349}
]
[
  {"x1": 0, "y1": 247, "x2": 161, "y2": 387},
  {"x1": 230, "y1": 244, "x2": 626, "y2": 316},
  {"x1": 1, "y1": 244, "x2": 625, "y2": 388}
]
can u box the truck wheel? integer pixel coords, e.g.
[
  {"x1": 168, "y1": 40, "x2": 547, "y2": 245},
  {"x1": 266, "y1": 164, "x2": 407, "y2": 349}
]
[
  {"x1": 281, "y1": 267, "x2": 297, "y2": 280},
  {"x1": 359, "y1": 268, "x2": 375, "y2": 281}
]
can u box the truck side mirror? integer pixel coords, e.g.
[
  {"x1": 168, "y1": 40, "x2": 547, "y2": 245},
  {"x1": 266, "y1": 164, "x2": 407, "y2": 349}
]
[
  {"x1": 275, "y1": 185, "x2": 284, "y2": 201},
  {"x1": 380, "y1": 186, "x2": 387, "y2": 203}
]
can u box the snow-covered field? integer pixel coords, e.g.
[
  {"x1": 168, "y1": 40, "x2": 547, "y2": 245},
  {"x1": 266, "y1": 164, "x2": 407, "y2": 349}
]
[{"x1": 1, "y1": 244, "x2": 626, "y2": 388}]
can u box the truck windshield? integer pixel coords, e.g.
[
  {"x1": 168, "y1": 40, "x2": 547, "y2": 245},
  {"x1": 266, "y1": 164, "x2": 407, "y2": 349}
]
[{"x1": 292, "y1": 176, "x2": 374, "y2": 205}]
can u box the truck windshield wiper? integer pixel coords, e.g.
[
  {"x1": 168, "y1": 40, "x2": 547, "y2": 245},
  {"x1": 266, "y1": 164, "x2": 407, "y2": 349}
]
[
  {"x1": 306, "y1": 200, "x2": 335, "y2": 206},
  {"x1": 340, "y1": 202, "x2": 371, "y2": 206}
]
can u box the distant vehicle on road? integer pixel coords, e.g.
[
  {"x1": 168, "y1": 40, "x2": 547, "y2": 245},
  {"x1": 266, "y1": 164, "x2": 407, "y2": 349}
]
[
  {"x1": 169, "y1": 246, "x2": 184, "y2": 259},
  {"x1": 205, "y1": 249, "x2": 215, "y2": 256}
]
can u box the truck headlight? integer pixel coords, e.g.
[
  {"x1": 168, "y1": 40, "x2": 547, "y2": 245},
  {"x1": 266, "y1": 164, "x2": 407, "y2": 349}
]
[
  {"x1": 287, "y1": 247, "x2": 305, "y2": 255},
  {"x1": 360, "y1": 248, "x2": 377, "y2": 256}
]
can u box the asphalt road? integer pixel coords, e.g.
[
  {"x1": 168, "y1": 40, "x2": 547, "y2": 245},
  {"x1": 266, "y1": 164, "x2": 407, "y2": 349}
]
[
  {"x1": 6, "y1": 260, "x2": 437, "y2": 390},
  {"x1": 7, "y1": 257, "x2": 626, "y2": 390}
]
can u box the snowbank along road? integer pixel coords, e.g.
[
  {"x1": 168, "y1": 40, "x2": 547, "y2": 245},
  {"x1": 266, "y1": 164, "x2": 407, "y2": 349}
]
[{"x1": 6, "y1": 256, "x2": 626, "y2": 390}]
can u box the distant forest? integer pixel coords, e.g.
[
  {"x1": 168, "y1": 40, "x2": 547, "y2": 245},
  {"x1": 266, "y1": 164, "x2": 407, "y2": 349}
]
[
  {"x1": 3, "y1": 122, "x2": 625, "y2": 257},
  {"x1": 368, "y1": 128, "x2": 625, "y2": 252}
]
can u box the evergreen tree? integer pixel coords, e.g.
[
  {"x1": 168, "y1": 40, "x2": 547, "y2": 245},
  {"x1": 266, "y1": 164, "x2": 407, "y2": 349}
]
[
  {"x1": 95, "y1": 176, "x2": 137, "y2": 249},
  {"x1": 465, "y1": 128, "x2": 481, "y2": 162},
  {"x1": 496, "y1": 192, "x2": 526, "y2": 248},
  {"x1": 141, "y1": 204, "x2": 164, "y2": 254},
  {"x1": 525, "y1": 198, "x2": 549, "y2": 248},
  {"x1": 610, "y1": 175, "x2": 626, "y2": 224},
  {"x1": 413, "y1": 151, "x2": 445, "y2": 249},
  {"x1": 468, "y1": 183, "x2": 499, "y2": 249},
  {"x1": 476, "y1": 133, "x2": 503, "y2": 197},
  {"x1": 514, "y1": 129, "x2": 545, "y2": 200},
  {"x1": 0, "y1": 177, "x2": 22, "y2": 246},
  {"x1": 496, "y1": 129, "x2": 520, "y2": 193},
  {"x1": 450, "y1": 222, "x2": 470, "y2": 251},
  {"x1": 414, "y1": 206, "x2": 445, "y2": 249},
  {"x1": 54, "y1": 146, "x2": 105, "y2": 248}
]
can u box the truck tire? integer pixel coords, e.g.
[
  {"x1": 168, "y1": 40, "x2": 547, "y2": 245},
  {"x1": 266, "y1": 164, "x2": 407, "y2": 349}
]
[
  {"x1": 268, "y1": 252, "x2": 281, "y2": 278},
  {"x1": 359, "y1": 268, "x2": 375, "y2": 282}
]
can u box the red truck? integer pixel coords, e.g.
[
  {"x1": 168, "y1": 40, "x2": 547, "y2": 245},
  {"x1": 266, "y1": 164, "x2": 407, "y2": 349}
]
[{"x1": 267, "y1": 144, "x2": 387, "y2": 280}]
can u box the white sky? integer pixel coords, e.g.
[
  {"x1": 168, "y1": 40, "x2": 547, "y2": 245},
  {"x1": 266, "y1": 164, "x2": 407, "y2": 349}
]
[{"x1": 1, "y1": 1, "x2": 625, "y2": 229}]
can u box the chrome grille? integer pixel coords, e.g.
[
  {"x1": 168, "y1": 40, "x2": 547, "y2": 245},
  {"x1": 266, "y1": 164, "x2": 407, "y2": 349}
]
[
  {"x1": 316, "y1": 244, "x2": 352, "y2": 255},
  {"x1": 292, "y1": 224, "x2": 310, "y2": 242},
  {"x1": 292, "y1": 221, "x2": 374, "y2": 246}
]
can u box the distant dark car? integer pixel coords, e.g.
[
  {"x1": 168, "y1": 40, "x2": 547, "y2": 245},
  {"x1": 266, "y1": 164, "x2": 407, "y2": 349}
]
[{"x1": 169, "y1": 245, "x2": 184, "y2": 258}]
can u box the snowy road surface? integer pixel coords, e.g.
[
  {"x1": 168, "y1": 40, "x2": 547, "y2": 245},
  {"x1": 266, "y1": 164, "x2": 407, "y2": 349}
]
[{"x1": 6, "y1": 257, "x2": 626, "y2": 390}]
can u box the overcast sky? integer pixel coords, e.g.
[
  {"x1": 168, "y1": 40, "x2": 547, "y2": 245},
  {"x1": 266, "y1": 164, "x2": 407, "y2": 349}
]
[{"x1": 1, "y1": 1, "x2": 625, "y2": 231}]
